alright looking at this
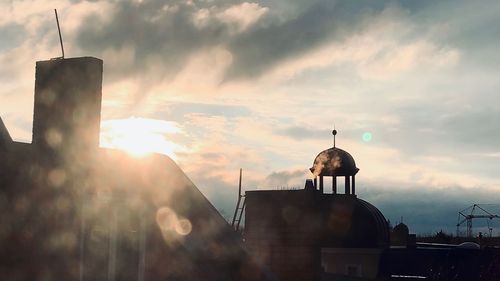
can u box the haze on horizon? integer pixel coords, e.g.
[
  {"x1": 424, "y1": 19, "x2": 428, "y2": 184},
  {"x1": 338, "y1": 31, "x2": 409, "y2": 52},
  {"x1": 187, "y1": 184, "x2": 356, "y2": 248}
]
[{"x1": 1, "y1": 0, "x2": 500, "y2": 234}]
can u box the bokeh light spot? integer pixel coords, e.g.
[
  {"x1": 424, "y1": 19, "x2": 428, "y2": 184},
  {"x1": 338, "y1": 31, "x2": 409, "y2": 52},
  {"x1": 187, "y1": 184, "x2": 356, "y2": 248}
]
[
  {"x1": 156, "y1": 207, "x2": 192, "y2": 238},
  {"x1": 175, "y1": 219, "x2": 192, "y2": 236},
  {"x1": 362, "y1": 132, "x2": 372, "y2": 142},
  {"x1": 156, "y1": 207, "x2": 177, "y2": 231},
  {"x1": 48, "y1": 168, "x2": 67, "y2": 187},
  {"x1": 45, "y1": 128, "x2": 63, "y2": 148}
]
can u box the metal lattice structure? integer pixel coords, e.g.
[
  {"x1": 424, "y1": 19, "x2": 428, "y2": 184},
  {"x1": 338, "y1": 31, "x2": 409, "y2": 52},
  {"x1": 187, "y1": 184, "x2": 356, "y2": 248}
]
[
  {"x1": 456, "y1": 204, "x2": 500, "y2": 237},
  {"x1": 232, "y1": 168, "x2": 246, "y2": 232}
]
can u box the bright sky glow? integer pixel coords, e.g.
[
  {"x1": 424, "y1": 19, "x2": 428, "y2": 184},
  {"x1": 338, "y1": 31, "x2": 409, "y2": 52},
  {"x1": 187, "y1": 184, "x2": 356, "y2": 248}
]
[{"x1": 100, "y1": 117, "x2": 182, "y2": 159}]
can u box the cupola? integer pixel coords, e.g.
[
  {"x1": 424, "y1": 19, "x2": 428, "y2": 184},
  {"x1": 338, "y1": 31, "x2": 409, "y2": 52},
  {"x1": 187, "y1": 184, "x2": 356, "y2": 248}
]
[{"x1": 310, "y1": 130, "x2": 359, "y2": 195}]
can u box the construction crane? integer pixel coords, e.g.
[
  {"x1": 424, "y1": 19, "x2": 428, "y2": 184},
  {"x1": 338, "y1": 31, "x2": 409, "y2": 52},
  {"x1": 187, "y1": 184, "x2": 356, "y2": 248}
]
[{"x1": 456, "y1": 204, "x2": 500, "y2": 238}]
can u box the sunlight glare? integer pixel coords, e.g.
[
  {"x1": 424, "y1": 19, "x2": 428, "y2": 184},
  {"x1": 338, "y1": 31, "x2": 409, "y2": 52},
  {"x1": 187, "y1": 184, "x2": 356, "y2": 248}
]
[{"x1": 100, "y1": 117, "x2": 182, "y2": 159}]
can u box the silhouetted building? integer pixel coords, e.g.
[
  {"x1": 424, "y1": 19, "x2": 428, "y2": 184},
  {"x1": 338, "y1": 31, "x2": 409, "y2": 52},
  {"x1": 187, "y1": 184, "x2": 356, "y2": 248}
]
[
  {"x1": 391, "y1": 222, "x2": 410, "y2": 247},
  {"x1": 0, "y1": 117, "x2": 12, "y2": 149},
  {"x1": 2, "y1": 56, "x2": 499, "y2": 281},
  {"x1": 0, "y1": 57, "x2": 265, "y2": 281},
  {"x1": 243, "y1": 135, "x2": 500, "y2": 281},
  {"x1": 244, "y1": 139, "x2": 389, "y2": 281}
]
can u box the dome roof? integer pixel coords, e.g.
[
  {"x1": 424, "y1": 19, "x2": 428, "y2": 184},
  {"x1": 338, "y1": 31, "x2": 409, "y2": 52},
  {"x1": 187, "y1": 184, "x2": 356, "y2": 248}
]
[
  {"x1": 393, "y1": 222, "x2": 409, "y2": 234},
  {"x1": 321, "y1": 196, "x2": 389, "y2": 248},
  {"x1": 310, "y1": 147, "x2": 359, "y2": 177},
  {"x1": 458, "y1": 242, "x2": 480, "y2": 250}
]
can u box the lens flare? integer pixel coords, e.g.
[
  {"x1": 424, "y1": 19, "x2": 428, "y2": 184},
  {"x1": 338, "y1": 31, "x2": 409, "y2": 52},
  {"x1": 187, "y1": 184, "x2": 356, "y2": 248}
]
[
  {"x1": 362, "y1": 132, "x2": 372, "y2": 142},
  {"x1": 156, "y1": 207, "x2": 177, "y2": 231},
  {"x1": 156, "y1": 207, "x2": 192, "y2": 239},
  {"x1": 175, "y1": 219, "x2": 192, "y2": 236}
]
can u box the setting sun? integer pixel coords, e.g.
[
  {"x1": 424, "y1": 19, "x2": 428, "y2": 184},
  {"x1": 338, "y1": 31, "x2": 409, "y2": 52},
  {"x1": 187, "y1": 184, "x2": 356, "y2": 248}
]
[{"x1": 100, "y1": 117, "x2": 182, "y2": 159}]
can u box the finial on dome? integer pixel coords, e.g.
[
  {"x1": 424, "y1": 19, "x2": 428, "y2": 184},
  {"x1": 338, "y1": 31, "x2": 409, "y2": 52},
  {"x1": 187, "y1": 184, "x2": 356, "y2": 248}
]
[{"x1": 332, "y1": 127, "x2": 337, "y2": 148}]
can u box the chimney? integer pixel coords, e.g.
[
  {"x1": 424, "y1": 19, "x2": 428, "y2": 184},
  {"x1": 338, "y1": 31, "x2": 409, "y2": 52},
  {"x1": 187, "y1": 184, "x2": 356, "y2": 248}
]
[{"x1": 32, "y1": 57, "x2": 103, "y2": 158}]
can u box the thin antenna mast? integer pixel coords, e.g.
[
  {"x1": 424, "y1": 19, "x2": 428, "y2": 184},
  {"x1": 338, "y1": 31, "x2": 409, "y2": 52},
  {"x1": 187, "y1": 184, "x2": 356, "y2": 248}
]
[{"x1": 54, "y1": 9, "x2": 65, "y2": 59}]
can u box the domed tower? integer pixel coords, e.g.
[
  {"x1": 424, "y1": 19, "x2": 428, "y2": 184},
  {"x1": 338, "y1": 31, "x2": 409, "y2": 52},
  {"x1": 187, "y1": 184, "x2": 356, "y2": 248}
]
[
  {"x1": 244, "y1": 129, "x2": 390, "y2": 281},
  {"x1": 391, "y1": 222, "x2": 410, "y2": 246},
  {"x1": 310, "y1": 130, "x2": 359, "y2": 195}
]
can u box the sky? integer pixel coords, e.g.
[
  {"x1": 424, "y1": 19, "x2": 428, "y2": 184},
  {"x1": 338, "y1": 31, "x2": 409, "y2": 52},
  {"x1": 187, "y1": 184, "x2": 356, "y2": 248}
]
[{"x1": 1, "y1": 0, "x2": 500, "y2": 234}]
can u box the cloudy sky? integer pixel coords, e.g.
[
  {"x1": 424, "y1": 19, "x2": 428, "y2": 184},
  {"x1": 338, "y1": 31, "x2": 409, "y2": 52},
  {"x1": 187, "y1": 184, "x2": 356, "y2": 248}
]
[{"x1": 2, "y1": 0, "x2": 500, "y2": 234}]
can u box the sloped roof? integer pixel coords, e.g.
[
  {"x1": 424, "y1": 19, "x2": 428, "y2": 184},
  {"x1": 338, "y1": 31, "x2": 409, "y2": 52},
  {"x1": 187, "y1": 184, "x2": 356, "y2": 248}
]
[
  {"x1": 0, "y1": 147, "x2": 265, "y2": 281},
  {"x1": 0, "y1": 117, "x2": 12, "y2": 149}
]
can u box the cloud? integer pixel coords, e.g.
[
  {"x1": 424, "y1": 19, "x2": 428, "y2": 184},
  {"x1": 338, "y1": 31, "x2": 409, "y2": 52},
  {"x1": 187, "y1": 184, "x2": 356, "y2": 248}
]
[
  {"x1": 0, "y1": 23, "x2": 27, "y2": 52},
  {"x1": 259, "y1": 169, "x2": 311, "y2": 189},
  {"x1": 368, "y1": 101, "x2": 500, "y2": 164},
  {"x1": 276, "y1": 126, "x2": 326, "y2": 140},
  {"x1": 216, "y1": 2, "x2": 269, "y2": 33},
  {"x1": 358, "y1": 184, "x2": 500, "y2": 234},
  {"x1": 73, "y1": 0, "x2": 432, "y2": 84},
  {"x1": 150, "y1": 102, "x2": 251, "y2": 122},
  {"x1": 75, "y1": 0, "x2": 244, "y2": 82},
  {"x1": 225, "y1": 0, "x2": 372, "y2": 80},
  {"x1": 418, "y1": 0, "x2": 500, "y2": 67},
  {"x1": 2, "y1": 0, "x2": 500, "y2": 236},
  {"x1": 262, "y1": 3, "x2": 460, "y2": 82}
]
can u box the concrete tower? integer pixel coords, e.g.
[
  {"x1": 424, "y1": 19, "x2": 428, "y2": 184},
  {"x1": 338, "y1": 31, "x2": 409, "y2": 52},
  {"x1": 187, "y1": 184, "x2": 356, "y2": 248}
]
[{"x1": 32, "y1": 57, "x2": 103, "y2": 159}]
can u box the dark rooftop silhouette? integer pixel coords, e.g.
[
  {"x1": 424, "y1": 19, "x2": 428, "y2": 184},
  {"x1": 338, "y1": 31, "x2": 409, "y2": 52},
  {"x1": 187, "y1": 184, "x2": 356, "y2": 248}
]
[
  {"x1": 0, "y1": 56, "x2": 267, "y2": 281},
  {"x1": 0, "y1": 117, "x2": 12, "y2": 147}
]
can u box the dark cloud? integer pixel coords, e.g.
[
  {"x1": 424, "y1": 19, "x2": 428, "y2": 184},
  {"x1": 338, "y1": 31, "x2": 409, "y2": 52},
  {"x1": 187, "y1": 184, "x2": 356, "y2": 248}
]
[
  {"x1": 358, "y1": 184, "x2": 500, "y2": 234},
  {"x1": 370, "y1": 0, "x2": 500, "y2": 72},
  {"x1": 441, "y1": 108, "x2": 500, "y2": 150},
  {"x1": 377, "y1": 104, "x2": 500, "y2": 159},
  {"x1": 76, "y1": 0, "x2": 235, "y2": 80},
  {"x1": 74, "y1": 0, "x2": 500, "y2": 83},
  {"x1": 74, "y1": 0, "x2": 396, "y2": 83},
  {"x1": 225, "y1": 0, "x2": 386, "y2": 80}
]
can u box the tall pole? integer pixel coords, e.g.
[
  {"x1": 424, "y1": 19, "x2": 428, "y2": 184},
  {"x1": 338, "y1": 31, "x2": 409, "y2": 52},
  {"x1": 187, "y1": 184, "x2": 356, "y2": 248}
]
[{"x1": 54, "y1": 9, "x2": 65, "y2": 58}]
